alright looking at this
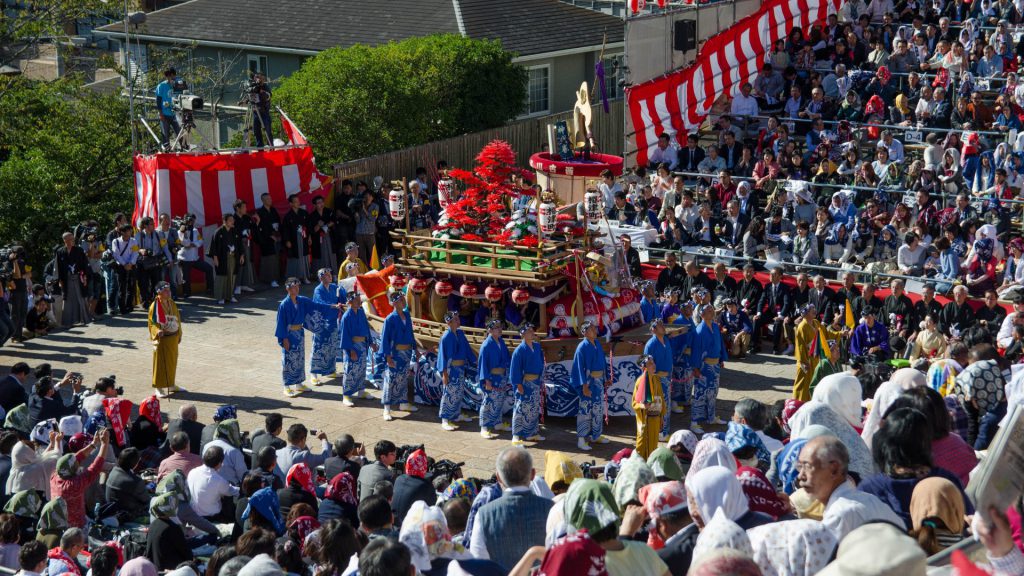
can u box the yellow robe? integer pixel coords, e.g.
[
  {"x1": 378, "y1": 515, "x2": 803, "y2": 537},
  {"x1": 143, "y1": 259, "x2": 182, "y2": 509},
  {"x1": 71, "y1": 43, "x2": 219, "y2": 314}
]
[
  {"x1": 792, "y1": 318, "x2": 842, "y2": 401},
  {"x1": 632, "y1": 372, "x2": 664, "y2": 459},
  {"x1": 149, "y1": 299, "x2": 182, "y2": 389}
]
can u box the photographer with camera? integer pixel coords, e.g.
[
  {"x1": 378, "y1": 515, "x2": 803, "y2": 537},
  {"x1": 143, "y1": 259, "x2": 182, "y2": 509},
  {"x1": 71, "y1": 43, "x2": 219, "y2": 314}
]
[
  {"x1": 28, "y1": 372, "x2": 84, "y2": 426},
  {"x1": 155, "y1": 68, "x2": 182, "y2": 148},
  {"x1": 135, "y1": 217, "x2": 166, "y2": 311},
  {"x1": 4, "y1": 246, "x2": 28, "y2": 343},
  {"x1": 249, "y1": 72, "x2": 273, "y2": 148},
  {"x1": 210, "y1": 213, "x2": 243, "y2": 305},
  {"x1": 110, "y1": 224, "x2": 139, "y2": 314},
  {"x1": 175, "y1": 213, "x2": 213, "y2": 299},
  {"x1": 101, "y1": 213, "x2": 128, "y2": 314},
  {"x1": 76, "y1": 221, "x2": 104, "y2": 318},
  {"x1": 56, "y1": 232, "x2": 91, "y2": 327}
]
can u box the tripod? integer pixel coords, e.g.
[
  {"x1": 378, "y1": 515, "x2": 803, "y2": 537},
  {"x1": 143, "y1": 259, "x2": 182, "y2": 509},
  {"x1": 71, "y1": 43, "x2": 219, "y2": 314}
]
[
  {"x1": 169, "y1": 110, "x2": 210, "y2": 151},
  {"x1": 240, "y1": 98, "x2": 271, "y2": 148}
]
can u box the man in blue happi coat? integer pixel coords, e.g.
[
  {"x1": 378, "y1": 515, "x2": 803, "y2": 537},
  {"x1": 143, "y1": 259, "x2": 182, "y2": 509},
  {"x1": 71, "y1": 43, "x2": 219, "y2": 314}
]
[
  {"x1": 437, "y1": 311, "x2": 474, "y2": 431},
  {"x1": 339, "y1": 290, "x2": 376, "y2": 406},
  {"x1": 380, "y1": 291, "x2": 419, "y2": 421},
  {"x1": 570, "y1": 321, "x2": 609, "y2": 451},
  {"x1": 477, "y1": 319, "x2": 511, "y2": 439},
  {"x1": 510, "y1": 322, "x2": 545, "y2": 444},
  {"x1": 274, "y1": 277, "x2": 342, "y2": 397},
  {"x1": 310, "y1": 268, "x2": 346, "y2": 385}
]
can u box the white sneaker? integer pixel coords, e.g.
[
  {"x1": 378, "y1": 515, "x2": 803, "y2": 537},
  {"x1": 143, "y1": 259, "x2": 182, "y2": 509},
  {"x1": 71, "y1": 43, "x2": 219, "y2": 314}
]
[
  {"x1": 495, "y1": 421, "x2": 511, "y2": 431},
  {"x1": 294, "y1": 383, "x2": 311, "y2": 393},
  {"x1": 330, "y1": 372, "x2": 343, "y2": 378},
  {"x1": 480, "y1": 429, "x2": 498, "y2": 439},
  {"x1": 577, "y1": 438, "x2": 592, "y2": 451},
  {"x1": 672, "y1": 403, "x2": 685, "y2": 414},
  {"x1": 230, "y1": 297, "x2": 239, "y2": 303},
  {"x1": 399, "y1": 403, "x2": 419, "y2": 412},
  {"x1": 311, "y1": 375, "x2": 321, "y2": 386},
  {"x1": 527, "y1": 435, "x2": 546, "y2": 442},
  {"x1": 358, "y1": 390, "x2": 374, "y2": 399},
  {"x1": 594, "y1": 435, "x2": 610, "y2": 444},
  {"x1": 156, "y1": 388, "x2": 171, "y2": 398},
  {"x1": 284, "y1": 386, "x2": 301, "y2": 398},
  {"x1": 216, "y1": 299, "x2": 226, "y2": 305},
  {"x1": 383, "y1": 410, "x2": 394, "y2": 421},
  {"x1": 271, "y1": 281, "x2": 280, "y2": 288},
  {"x1": 511, "y1": 436, "x2": 524, "y2": 445},
  {"x1": 241, "y1": 286, "x2": 255, "y2": 293},
  {"x1": 659, "y1": 432, "x2": 669, "y2": 442},
  {"x1": 342, "y1": 396, "x2": 355, "y2": 407},
  {"x1": 442, "y1": 420, "x2": 458, "y2": 431},
  {"x1": 234, "y1": 287, "x2": 242, "y2": 295},
  {"x1": 711, "y1": 417, "x2": 727, "y2": 425},
  {"x1": 457, "y1": 413, "x2": 473, "y2": 423},
  {"x1": 691, "y1": 423, "x2": 705, "y2": 434}
]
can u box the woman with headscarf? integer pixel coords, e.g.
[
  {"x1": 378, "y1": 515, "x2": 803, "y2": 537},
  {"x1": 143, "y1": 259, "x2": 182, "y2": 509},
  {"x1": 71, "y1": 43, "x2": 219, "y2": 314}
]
[
  {"x1": 320, "y1": 472, "x2": 359, "y2": 527},
  {"x1": 563, "y1": 479, "x2": 669, "y2": 576},
  {"x1": 835, "y1": 91, "x2": 862, "y2": 123},
  {"x1": 828, "y1": 191, "x2": 857, "y2": 228},
  {"x1": 822, "y1": 222, "x2": 853, "y2": 264},
  {"x1": 687, "y1": 466, "x2": 773, "y2": 531},
  {"x1": 746, "y1": 519, "x2": 837, "y2": 576},
  {"x1": 725, "y1": 422, "x2": 771, "y2": 472},
  {"x1": 3, "y1": 491, "x2": 40, "y2": 546},
  {"x1": 50, "y1": 428, "x2": 108, "y2": 528},
  {"x1": 966, "y1": 238, "x2": 999, "y2": 297},
  {"x1": 613, "y1": 452, "x2": 656, "y2": 513},
  {"x1": 689, "y1": 549, "x2": 763, "y2": 576},
  {"x1": 788, "y1": 398, "x2": 874, "y2": 480},
  {"x1": 646, "y1": 448, "x2": 683, "y2": 483},
  {"x1": 145, "y1": 492, "x2": 194, "y2": 570},
  {"x1": 544, "y1": 451, "x2": 583, "y2": 546},
  {"x1": 953, "y1": 344, "x2": 1007, "y2": 449},
  {"x1": 393, "y1": 448, "x2": 436, "y2": 526},
  {"x1": 130, "y1": 395, "x2": 166, "y2": 470},
  {"x1": 999, "y1": 237, "x2": 1024, "y2": 299},
  {"x1": 691, "y1": 509, "x2": 754, "y2": 564},
  {"x1": 399, "y1": 500, "x2": 481, "y2": 576},
  {"x1": 909, "y1": 477, "x2": 967, "y2": 555},
  {"x1": 685, "y1": 437, "x2": 737, "y2": 487},
  {"x1": 154, "y1": 469, "x2": 220, "y2": 541},
  {"x1": 812, "y1": 373, "x2": 863, "y2": 432},
  {"x1": 243, "y1": 486, "x2": 287, "y2": 537},
  {"x1": 862, "y1": 367, "x2": 926, "y2": 447},
  {"x1": 119, "y1": 557, "x2": 158, "y2": 576},
  {"x1": 735, "y1": 465, "x2": 791, "y2": 520},
  {"x1": 891, "y1": 94, "x2": 915, "y2": 126},
  {"x1": 858, "y1": 407, "x2": 974, "y2": 529},
  {"x1": 867, "y1": 225, "x2": 899, "y2": 274},
  {"x1": 278, "y1": 462, "x2": 319, "y2": 518},
  {"x1": 940, "y1": 147, "x2": 965, "y2": 194},
  {"x1": 6, "y1": 410, "x2": 62, "y2": 500},
  {"x1": 35, "y1": 497, "x2": 67, "y2": 550},
  {"x1": 513, "y1": 531, "x2": 609, "y2": 576}
]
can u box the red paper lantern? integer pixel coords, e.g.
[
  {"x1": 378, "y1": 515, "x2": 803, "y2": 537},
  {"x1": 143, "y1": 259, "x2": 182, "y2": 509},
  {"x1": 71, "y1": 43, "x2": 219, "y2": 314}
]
[
  {"x1": 389, "y1": 273, "x2": 407, "y2": 288},
  {"x1": 484, "y1": 285, "x2": 503, "y2": 302},
  {"x1": 511, "y1": 287, "x2": 530, "y2": 305},
  {"x1": 460, "y1": 283, "x2": 478, "y2": 298},
  {"x1": 435, "y1": 279, "x2": 453, "y2": 297},
  {"x1": 409, "y1": 276, "x2": 429, "y2": 294}
]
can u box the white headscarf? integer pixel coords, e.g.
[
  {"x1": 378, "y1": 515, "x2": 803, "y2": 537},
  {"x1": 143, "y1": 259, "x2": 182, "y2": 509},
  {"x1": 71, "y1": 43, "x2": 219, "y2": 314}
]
[
  {"x1": 398, "y1": 501, "x2": 471, "y2": 572},
  {"x1": 7, "y1": 441, "x2": 62, "y2": 499},
  {"x1": 789, "y1": 402, "x2": 875, "y2": 479},
  {"x1": 685, "y1": 437, "x2": 738, "y2": 486},
  {"x1": 747, "y1": 519, "x2": 838, "y2": 576},
  {"x1": 812, "y1": 373, "x2": 863, "y2": 429},
  {"x1": 692, "y1": 509, "x2": 754, "y2": 564},
  {"x1": 861, "y1": 368, "x2": 927, "y2": 448},
  {"x1": 688, "y1": 466, "x2": 749, "y2": 523}
]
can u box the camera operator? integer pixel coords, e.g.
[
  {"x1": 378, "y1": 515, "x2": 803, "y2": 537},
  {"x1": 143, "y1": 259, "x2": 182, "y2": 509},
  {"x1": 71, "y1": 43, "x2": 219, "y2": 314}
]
[
  {"x1": 176, "y1": 214, "x2": 213, "y2": 299},
  {"x1": 155, "y1": 68, "x2": 182, "y2": 148},
  {"x1": 102, "y1": 213, "x2": 128, "y2": 315},
  {"x1": 111, "y1": 224, "x2": 139, "y2": 315},
  {"x1": 82, "y1": 376, "x2": 123, "y2": 417},
  {"x1": 250, "y1": 72, "x2": 273, "y2": 148},
  {"x1": 157, "y1": 213, "x2": 181, "y2": 299},
  {"x1": 56, "y1": 232, "x2": 91, "y2": 327},
  {"x1": 76, "y1": 222, "x2": 104, "y2": 318},
  {"x1": 135, "y1": 217, "x2": 165, "y2": 310},
  {"x1": 5, "y1": 246, "x2": 29, "y2": 343},
  {"x1": 28, "y1": 372, "x2": 84, "y2": 427},
  {"x1": 0, "y1": 279, "x2": 12, "y2": 348}
]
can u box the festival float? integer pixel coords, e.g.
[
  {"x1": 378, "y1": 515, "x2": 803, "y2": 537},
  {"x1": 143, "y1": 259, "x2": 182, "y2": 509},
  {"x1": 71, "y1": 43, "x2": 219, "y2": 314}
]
[{"x1": 353, "y1": 85, "x2": 656, "y2": 418}]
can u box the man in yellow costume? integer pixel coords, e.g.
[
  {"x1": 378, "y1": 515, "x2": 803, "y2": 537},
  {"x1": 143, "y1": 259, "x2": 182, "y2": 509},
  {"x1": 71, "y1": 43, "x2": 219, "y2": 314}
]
[
  {"x1": 632, "y1": 353, "x2": 664, "y2": 458},
  {"x1": 793, "y1": 302, "x2": 846, "y2": 401},
  {"x1": 148, "y1": 281, "x2": 183, "y2": 397}
]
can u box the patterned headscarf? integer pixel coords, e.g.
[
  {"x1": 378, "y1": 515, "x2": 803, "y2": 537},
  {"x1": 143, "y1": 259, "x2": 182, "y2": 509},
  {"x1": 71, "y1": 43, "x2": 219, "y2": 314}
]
[
  {"x1": 725, "y1": 422, "x2": 771, "y2": 469},
  {"x1": 156, "y1": 469, "x2": 191, "y2": 502},
  {"x1": 685, "y1": 437, "x2": 738, "y2": 485},
  {"x1": 4, "y1": 490, "x2": 42, "y2": 517},
  {"x1": 774, "y1": 438, "x2": 810, "y2": 495},
  {"x1": 400, "y1": 501, "x2": 467, "y2": 572},
  {"x1": 149, "y1": 492, "x2": 179, "y2": 519},
  {"x1": 405, "y1": 449, "x2": 429, "y2": 479},
  {"x1": 781, "y1": 399, "x2": 806, "y2": 435},
  {"x1": 103, "y1": 397, "x2": 132, "y2": 446},
  {"x1": 688, "y1": 466, "x2": 750, "y2": 523},
  {"x1": 286, "y1": 463, "x2": 316, "y2": 497},
  {"x1": 747, "y1": 519, "x2": 837, "y2": 576},
  {"x1": 612, "y1": 453, "x2": 656, "y2": 508},
  {"x1": 214, "y1": 419, "x2": 242, "y2": 449},
  {"x1": 646, "y1": 447, "x2": 683, "y2": 481},
  {"x1": 537, "y1": 531, "x2": 609, "y2": 576},
  {"x1": 242, "y1": 486, "x2": 286, "y2": 536},
  {"x1": 789, "y1": 402, "x2": 874, "y2": 479},
  {"x1": 692, "y1": 509, "x2": 754, "y2": 562},
  {"x1": 441, "y1": 478, "x2": 478, "y2": 502},
  {"x1": 461, "y1": 483, "x2": 502, "y2": 547},
  {"x1": 37, "y1": 497, "x2": 68, "y2": 531},
  {"x1": 56, "y1": 453, "x2": 79, "y2": 479},
  {"x1": 31, "y1": 419, "x2": 56, "y2": 445},
  {"x1": 668, "y1": 430, "x2": 698, "y2": 457},
  {"x1": 690, "y1": 549, "x2": 763, "y2": 576},
  {"x1": 974, "y1": 237, "x2": 994, "y2": 263},
  {"x1": 213, "y1": 405, "x2": 237, "y2": 422},
  {"x1": 824, "y1": 222, "x2": 847, "y2": 246},
  {"x1": 4, "y1": 404, "x2": 30, "y2": 436},
  {"x1": 84, "y1": 409, "x2": 106, "y2": 436},
  {"x1": 639, "y1": 481, "x2": 688, "y2": 550},
  {"x1": 324, "y1": 472, "x2": 358, "y2": 506},
  {"x1": 736, "y1": 466, "x2": 789, "y2": 519},
  {"x1": 565, "y1": 479, "x2": 621, "y2": 535},
  {"x1": 58, "y1": 416, "x2": 82, "y2": 438},
  {"x1": 289, "y1": 516, "x2": 320, "y2": 553},
  {"x1": 545, "y1": 451, "x2": 583, "y2": 490},
  {"x1": 877, "y1": 225, "x2": 899, "y2": 251},
  {"x1": 139, "y1": 395, "x2": 162, "y2": 428}
]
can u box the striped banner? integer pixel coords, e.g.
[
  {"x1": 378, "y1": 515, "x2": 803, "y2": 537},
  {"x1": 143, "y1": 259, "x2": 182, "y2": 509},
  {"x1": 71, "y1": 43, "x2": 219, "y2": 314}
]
[{"x1": 626, "y1": 0, "x2": 842, "y2": 166}]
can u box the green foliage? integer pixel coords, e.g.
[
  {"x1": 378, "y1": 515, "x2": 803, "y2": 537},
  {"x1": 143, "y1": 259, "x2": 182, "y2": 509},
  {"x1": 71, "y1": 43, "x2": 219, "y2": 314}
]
[
  {"x1": 0, "y1": 76, "x2": 132, "y2": 269},
  {"x1": 1, "y1": 0, "x2": 118, "y2": 68},
  {"x1": 274, "y1": 34, "x2": 527, "y2": 167}
]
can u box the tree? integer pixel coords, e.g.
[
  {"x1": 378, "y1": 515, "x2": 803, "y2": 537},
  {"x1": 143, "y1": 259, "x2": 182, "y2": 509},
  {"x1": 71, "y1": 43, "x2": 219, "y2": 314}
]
[
  {"x1": 0, "y1": 76, "x2": 133, "y2": 270},
  {"x1": 0, "y1": 0, "x2": 117, "y2": 71},
  {"x1": 274, "y1": 34, "x2": 527, "y2": 167}
]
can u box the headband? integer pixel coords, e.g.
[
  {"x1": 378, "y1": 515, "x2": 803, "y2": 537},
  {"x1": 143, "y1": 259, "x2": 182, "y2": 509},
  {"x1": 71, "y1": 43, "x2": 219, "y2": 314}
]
[
  {"x1": 637, "y1": 354, "x2": 652, "y2": 366},
  {"x1": 649, "y1": 318, "x2": 664, "y2": 332},
  {"x1": 444, "y1": 311, "x2": 458, "y2": 323},
  {"x1": 388, "y1": 291, "x2": 405, "y2": 304},
  {"x1": 519, "y1": 322, "x2": 535, "y2": 335},
  {"x1": 346, "y1": 291, "x2": 360, "y2": 303},
  {"x1": 486, "y1": 319, "x2": 503, "y2": 330},
  {"x1": 154, "y1": 281, "x2": 170, "y2": 293},
  {"x1": 580, "y1": 320, "x2": 595, "y2": 333},
  {"x1": 317, "y1": 268, "x2": 332, "y2": 279},
  {"x1": 344, "y1": 242, "x2": 358, "y2": 251},
  {"x1": 285, "y1": 279, "x2": 301, "y2": 288}
]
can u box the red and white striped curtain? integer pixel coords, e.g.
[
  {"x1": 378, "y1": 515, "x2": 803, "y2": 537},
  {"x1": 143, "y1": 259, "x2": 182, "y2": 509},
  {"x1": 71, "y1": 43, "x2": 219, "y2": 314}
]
[{"x1": 626, "y1": 0, "x2": 842, "y2": 165}]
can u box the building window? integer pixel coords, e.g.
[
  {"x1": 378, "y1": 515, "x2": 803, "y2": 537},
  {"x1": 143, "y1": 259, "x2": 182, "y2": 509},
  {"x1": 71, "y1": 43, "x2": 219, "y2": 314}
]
[
  {"x1": 527, "y1": 65, "x2": 550, "y2": 116},
  {"x1": 248, "y1": 54, "x2": 268, "y2": 77},
  {"x1": 602, "y1": 55, "x2": 623, "y2": 101}
]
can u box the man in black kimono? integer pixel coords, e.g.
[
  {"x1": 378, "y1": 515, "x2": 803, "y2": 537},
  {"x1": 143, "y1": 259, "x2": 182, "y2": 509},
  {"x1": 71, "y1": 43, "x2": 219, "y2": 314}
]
[
  {"x1": 282, "y1": 194, "x2": 310, "y2": 284},
  {"x1": 255, "y1": 193, "x2": 281, "y2": 287}
]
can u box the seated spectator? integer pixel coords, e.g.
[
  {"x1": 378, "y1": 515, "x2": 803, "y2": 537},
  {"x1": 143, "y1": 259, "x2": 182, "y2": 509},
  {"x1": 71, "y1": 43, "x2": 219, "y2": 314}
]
[
  {"x1": 311, "y1": 519, "x2": 362, "y2": 576},
  {"x1": 359, "y1": 538, "x2": 412, "y2": 576},
  {"x1": 105, "y1": 447, "x2": 151, "y2": 519},
  {"x1": 324, "y1": 434, "x2": 363, "y2": 482},
  {"x1": 158, "y1": 431, "x2": 202, "y2": 481},
  {"x1": 154, "y1": 468, "x2": 220, "y2": 539},
  {"x1": 392, "y1": 449, "x2": 436, "y2": 527},
  {"x1": 50, "y1": 429, "x2": 108, "y2": 528},
  {"x1": 0, "y1": 513, "x2": 19, "y2": 572},
  {"x1": 250, "y1": 446, "x2": 283, "y2": 491},
  {"x1": 206, "y1": 419, "x2": 247, "y2": 486},
  {"x1": 46, "y1": 528, "x2": 86, "y2": 576},
  {"x1": 357, "y1": 440, "x2": 396, "y2": 501},
  {"x1": 145, "y1": 492, "x2": 194, "y2": 570},
  {"x1": 23, "y1": 300, "x2": 51, "y2": 340},
  {"x1": 276, "y1": 424, "x2": 331, "y2": 474},
  {"x1": 16, "y1": 541, "x2": 46, "y2": 576},
  {"x1": 278, "y1": 463, "x2": 318, "y2": 518},
  {"x1": 129, "y1": 395, "x2": 165, "y2": 470},
  {"x1": 908, "y1": 477, "x2": 968, "y2": 555},
  {"x1": 358, "y1": 495, "x2": 399, "y2": 541},
  {"x1": 241, "y1": 486, "x2": 286, "y2": 538},
  {"x1": 200, "y1": 404, "x2": 237, "y2": 454},
  {"x1": 166, "y1": 404, "x2": 203, "y2": 456},
  {"x1": 320, "y1": 472, "x2": 359, "y2": 527},
  {"x1": 250, "y1": 413, "x2": 286, "y2": 456},
  {"x1": 187, "y1": 445, "x2": 240, "y2": 523},
  {"x1": 27, "y1": 376, "x2": 81, "y2": 426},
  {"x1": 88, "y1": 545, "x2": 120, "y2": 576}
]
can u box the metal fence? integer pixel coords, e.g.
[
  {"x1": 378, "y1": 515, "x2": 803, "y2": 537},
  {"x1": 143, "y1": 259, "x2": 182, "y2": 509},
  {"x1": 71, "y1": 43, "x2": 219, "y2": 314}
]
[{"x1": 332, "y1": 100, "x2": 625, "y2": 181}]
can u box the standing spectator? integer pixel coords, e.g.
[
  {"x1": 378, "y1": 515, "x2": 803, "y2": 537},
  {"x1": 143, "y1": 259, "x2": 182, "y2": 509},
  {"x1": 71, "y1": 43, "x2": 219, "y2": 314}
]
[
  {"x1": 154, "y1": 69, "x2": 181, "y2": 147},
  {"x1": 134, "y1": 217, "x2": 164, "y2": 311},
  {"x1": 307, "y1": 196, "x2": 337, "y2": 277},
  {"x1": 55, "y1": 233, "x2": 90, "y2": 327},
  {"x1": 232, "y1": 200, "x2": 257, "y2": 296},
  {"x1": 50, "y1": 429, "x2": 109, "y2": 528},
  {"x1": 156, "y1": 214, "x2": 181, "y2": 300},
  {"x1": 6, "y1": 248, "x2": 28, "y2": 343},
  {"x1": 250, "y1": 72, "x2": 273, "y2": 148},
  {"x1": 354, "y1": 191, "x2": 379, "y2": 267},
  {"x1": 0, "y1": 364, "x2": 29, "y2": 415},
  {"x1": 469, "y1": 447, "x2": 552, "y2": 571},
  {"x1": 255, "y1": 193, "x2": 282, "y2": 288},
  {"x1": 176, "y1": 214, "x2": 213, "y2": 298},
  {"x1": 210, "y1": 214, "x2": 241, "y2": 305},
  {"x1": 110, "y1": 224, "x2": 138, "y2": 315}
]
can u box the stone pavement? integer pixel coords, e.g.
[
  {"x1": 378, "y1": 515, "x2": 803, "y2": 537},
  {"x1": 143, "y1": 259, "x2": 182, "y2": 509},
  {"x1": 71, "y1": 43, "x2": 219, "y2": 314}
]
[{"x1": 0, "y1": 287, "x2": 797, "y2": 479}]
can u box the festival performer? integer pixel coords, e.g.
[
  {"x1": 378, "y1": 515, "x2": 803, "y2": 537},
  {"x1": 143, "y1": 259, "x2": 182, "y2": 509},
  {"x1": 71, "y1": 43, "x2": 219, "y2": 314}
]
[
  {"x1": 792, "y1": 302, "x2": 845, "y2": 401},
  {"x1": 509, "y1": 322, "x2": 545, "y2": 444},
  {"x1": 669, "y1": 300, "x2": 696, "y2": 414},
  {"x1": 632, "y1": 354, "x2": 664, "y2": 458},
  {"x1": 639, "y1": 281, "x2": 659, "y2": 323},
  {"x1": 437, "y1": 311, "x2": 474, "y2": 431},
  {"x1": 339, "y1": 242, "x2": 369, "y2": 277},
  {"x1": 275, "y1": 277, "x2": 341, "y2": 397},
  {"x1": 477, "y1": 319, "x2": 511, "y2": 439},
  {"x1": 570, "y1": 321, "x2": 609, "y2": 451},
  {"x1": 849, "y1": 307, "x2": 891, "y2": 360},
  {"x1": 660, "y1": 288, "x2": 684, "y2": 323},
  {"x1": 148, "y1": 281, "x2": 182, "y2": 398},
  {"x1": 310, "y1": 268, "x2": 345, "y2": 386},
  {"x1": 720, "y1": 298, "x2": 754, "y2": 358},
  {"x1": 380, "y1": 291, "x2": 418, "y2": 421},
  {"x1": 643, "y1": 319, "x2": 674, "y2": 441},
  {"x1": 339, "y1": 291, "x2": 375, "y2": 407},
  {"x1": 688, "y1": 304, "x2": 726, "y2": 434}
]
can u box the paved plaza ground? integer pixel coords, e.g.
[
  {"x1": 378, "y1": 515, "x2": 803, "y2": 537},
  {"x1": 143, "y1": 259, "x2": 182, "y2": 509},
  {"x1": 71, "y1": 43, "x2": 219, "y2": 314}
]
[{"x1": 0, "y1": 287, "x2": 797, "y2": 479}]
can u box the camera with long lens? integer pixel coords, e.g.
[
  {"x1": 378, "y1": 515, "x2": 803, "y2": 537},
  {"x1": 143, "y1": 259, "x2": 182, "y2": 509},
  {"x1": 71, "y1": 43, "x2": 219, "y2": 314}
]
[
  {"x1": 239, "y1": 76, "x2": 261, "y2": 105},
  {"x1": 172, "y1": 213, "x2": 196, "y2": 229},
  {"x1": 0, "y1": 245, "x2": 26, "y2": 283},
  {"x1": 173, "y1": 94, "x2": 204, "y2": 112}
]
